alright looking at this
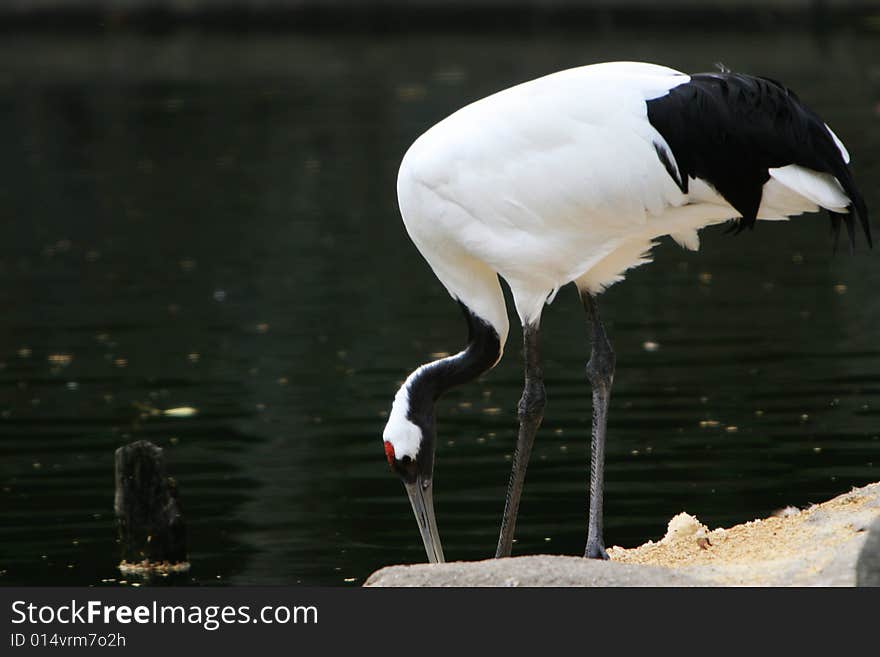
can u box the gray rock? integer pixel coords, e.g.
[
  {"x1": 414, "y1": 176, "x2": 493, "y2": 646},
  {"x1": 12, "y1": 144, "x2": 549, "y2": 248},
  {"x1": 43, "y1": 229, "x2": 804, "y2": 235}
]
[
  {"x1": 365, "y1": 554, "x2": 702, "y2": 587},
  {"x1": 856, "y1": 516, "x2": 880, "y2": 587}
]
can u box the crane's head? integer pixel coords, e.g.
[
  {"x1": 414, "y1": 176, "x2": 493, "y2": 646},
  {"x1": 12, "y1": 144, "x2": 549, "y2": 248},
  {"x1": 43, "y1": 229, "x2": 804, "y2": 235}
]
[{"x1": 382, "y1": 387, "x2": 444, "y2": 564}]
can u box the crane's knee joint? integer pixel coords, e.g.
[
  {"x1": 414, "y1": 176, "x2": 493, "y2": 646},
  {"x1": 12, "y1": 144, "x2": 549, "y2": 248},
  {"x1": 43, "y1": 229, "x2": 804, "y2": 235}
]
[
  {"x1": 517, "y1": 380, "x2": 545, "y2": 422},
  {"x1": 586, "y1": 348, "x2": 615, "y2": 387}
]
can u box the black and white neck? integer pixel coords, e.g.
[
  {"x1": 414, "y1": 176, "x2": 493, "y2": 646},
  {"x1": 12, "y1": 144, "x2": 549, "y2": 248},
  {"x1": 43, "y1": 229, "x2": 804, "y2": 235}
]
[{"x1": 383, "y1": 303, "x2": 502, "y2": 465}]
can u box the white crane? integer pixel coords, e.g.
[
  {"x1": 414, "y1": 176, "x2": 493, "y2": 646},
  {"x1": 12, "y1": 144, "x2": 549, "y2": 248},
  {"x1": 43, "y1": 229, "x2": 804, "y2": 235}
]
[{"x1": 381, "y1": 61, "x2": 870, "y2": 563}]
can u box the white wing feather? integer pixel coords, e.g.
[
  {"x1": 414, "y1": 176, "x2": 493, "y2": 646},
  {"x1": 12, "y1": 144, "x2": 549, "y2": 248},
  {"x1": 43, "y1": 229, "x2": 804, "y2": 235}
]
[{"x1": 768, "y1": 164, "x2": 850, "y2": 212}]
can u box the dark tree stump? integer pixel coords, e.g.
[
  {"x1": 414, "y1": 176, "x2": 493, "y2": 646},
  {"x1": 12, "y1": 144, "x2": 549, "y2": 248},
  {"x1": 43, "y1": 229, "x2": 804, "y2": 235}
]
[{"x1": 114, "y1": 440, "x2": 188, "y2": 571}]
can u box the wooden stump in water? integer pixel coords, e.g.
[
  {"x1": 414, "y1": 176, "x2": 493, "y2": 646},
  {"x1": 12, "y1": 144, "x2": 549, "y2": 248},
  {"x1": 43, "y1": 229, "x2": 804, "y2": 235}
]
[{"x1": 114, "y1": 440, "x2": 189, "y2": 573}]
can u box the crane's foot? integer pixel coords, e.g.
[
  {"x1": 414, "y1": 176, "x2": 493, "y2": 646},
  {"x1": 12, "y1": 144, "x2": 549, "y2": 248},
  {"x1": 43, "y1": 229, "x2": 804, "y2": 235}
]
[{"x1": 584, "y1": 540, "x2": 609, "y2": 560}]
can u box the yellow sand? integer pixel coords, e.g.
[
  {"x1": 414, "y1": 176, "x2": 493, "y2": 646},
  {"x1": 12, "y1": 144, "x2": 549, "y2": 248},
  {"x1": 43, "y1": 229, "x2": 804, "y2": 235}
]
[{"x1": 608, "y1": 482, "x2": 880, "y2": 584}]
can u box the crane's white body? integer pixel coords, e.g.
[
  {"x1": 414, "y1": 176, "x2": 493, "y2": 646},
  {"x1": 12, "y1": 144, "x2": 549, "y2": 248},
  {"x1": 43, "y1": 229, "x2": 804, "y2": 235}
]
[{"x1": 396, "y1": 61, "x2": 851, "y2": 353}]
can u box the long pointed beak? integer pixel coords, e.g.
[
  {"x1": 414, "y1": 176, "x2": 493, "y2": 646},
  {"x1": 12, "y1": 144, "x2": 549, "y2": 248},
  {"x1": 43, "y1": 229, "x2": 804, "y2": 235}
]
[{"x1": 404, "y1": 476, "x2": 445, "y2": 563}]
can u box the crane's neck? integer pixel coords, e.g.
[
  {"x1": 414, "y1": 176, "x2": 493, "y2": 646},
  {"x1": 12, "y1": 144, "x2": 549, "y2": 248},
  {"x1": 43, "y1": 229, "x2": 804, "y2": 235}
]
[
  {"x1": 385, "y1": 303, "x2": 502, "y2": 461},
  {"x1": 408, "y1": 303, "x2": 502, "y2": 414}
]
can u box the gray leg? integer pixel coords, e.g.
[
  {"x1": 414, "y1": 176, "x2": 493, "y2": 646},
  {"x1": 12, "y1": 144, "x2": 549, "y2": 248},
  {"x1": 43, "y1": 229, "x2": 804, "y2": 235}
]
[
  {"x1": 495, "y1": 323, "x2": 545, "y2": 558},
  {"x1": 581, "y1": 291, "x2": 614, "y2": 560}
]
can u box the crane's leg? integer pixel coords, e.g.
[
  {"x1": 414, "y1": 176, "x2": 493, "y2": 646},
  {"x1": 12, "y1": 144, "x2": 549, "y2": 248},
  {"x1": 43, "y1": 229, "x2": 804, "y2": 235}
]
[
  {"x1": 582, "y1": 290, "x2": 614, "y2": 560},
  {"x1": 495, "y1": 323, "x2": 545, "y2": 558}
]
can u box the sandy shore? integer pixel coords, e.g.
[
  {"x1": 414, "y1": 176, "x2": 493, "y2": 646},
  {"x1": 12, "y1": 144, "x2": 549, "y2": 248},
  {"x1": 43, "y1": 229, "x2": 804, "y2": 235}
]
[{"x1": 366, "y1": 481, "x2": 880, "y2": 586}]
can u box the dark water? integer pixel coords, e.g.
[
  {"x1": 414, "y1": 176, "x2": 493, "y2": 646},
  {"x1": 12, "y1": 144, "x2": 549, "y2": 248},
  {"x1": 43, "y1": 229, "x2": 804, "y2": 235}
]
[{"x1": 0, "y1": 29, "x2": 878, "y2": 586}]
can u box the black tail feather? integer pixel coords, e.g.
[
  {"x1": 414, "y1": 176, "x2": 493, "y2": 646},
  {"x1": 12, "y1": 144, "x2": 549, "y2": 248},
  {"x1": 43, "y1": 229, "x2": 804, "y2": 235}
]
[
  {"x1": 828, "y1": 162, "x2": 871, "y2": 251},
  {"x1": 844, "y1": 212, "x2": 857, "y2": 255},
  {"x1": 829, "y1": 212, "x2": 843, "y2": 253},
  {"x1": 830, "y1": 209, "x2": 867, "y2": 255},
  {"x1": 646, "y1": 69, "x2": 871, "y2": 252}
]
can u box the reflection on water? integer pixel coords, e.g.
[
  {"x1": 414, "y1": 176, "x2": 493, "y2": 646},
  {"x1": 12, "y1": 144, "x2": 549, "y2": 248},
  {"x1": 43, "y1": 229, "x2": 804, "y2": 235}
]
[{"x1": 0, "y1": 29, "x2": 878, "y2": 585}]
